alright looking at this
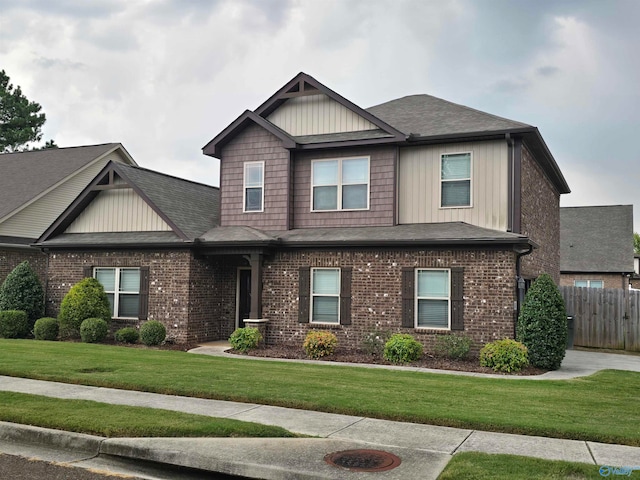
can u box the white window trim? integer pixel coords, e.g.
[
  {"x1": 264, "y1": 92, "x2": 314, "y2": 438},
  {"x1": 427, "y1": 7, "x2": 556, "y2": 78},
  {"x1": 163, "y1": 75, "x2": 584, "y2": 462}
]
[
  {"x1": 415, "y1": 268, "x2": 451, "y2": 330},
  {"x1": 574, "y1": 279, "x2": 604, "y2": 288},
  {"x1": 310, "y1": 267, "x2": 341, "y2": 324},
  {"x1": 310, "y1": 156, "x2": 370, "y2": 212},
  {"x1": 243, "y1": 161, "x2": 265, "y2": 213},
  {"x1": 94, "y1": 267, "x2": 140, "y2": 319},
  {"x1": 439, "y1": 151, "x2": 473, "y2": 209}
]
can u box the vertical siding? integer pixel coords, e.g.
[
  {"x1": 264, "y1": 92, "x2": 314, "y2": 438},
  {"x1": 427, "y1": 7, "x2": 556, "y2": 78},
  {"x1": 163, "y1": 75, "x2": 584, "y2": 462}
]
[
  {"x1": 0, "y1": 154, "x2": 123, "y2": 238},
  {"x1": 397, "y1": 140, "x2": 508, "y2": 231},
  {"x1": 65, "y1": 188, "x2": 172, "y2": 233},
  {"x1": 293, "y1": 146, "x2": 397, "y2": 228},
  {"x1": 267, "y1": 94, "x2": 377, "y2": 136}
]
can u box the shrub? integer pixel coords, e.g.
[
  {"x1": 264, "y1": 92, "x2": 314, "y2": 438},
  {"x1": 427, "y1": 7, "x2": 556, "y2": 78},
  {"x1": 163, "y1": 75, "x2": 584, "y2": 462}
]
[
  {"x1": 0, "y1": 261, "x2": 44, "y2": 329},
  {"x1": 517, "y1": 273, "x2": 568, "y2": 370},
  {"x1": 383, "y1": 333, "x2": 423, "y2": 364},
  {"x1": 229, "y1": 327, "x2": 262, "y2": 353},
  {"x1": 80, "y1": 318, "x2": 109, "y2": 343},
  {"x1": 140, "y1": 320, "x2": 166, "y2": 346},
  {"x1": 58, "y1": 277, "x2": 111, "y2": 339},
  {"x1": 434, "y1": 333, "x2": 473, "y2": 360},
  {"x1": 0, "y1": 310, "x2": 29, "y2": 339},
  {"x1": 303, "y1": 330, "x2": 338, "y2": 359},
  {"x1": 479, "y1": 339, "x2": 529, "y2": 373},
  {"x1": 33, "y1": 317, "x2": 59, "y2": 341},
  {"x1": 115, "y1": 327, "x2": 139, "y2": 344},
  {"x1": 361, "y1": 329, "x2": 391, "y2": 356}
]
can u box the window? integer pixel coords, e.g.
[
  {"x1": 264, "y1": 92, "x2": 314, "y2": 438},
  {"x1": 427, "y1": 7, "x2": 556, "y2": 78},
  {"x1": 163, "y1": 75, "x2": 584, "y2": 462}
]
[
  {"x1": 95, "y1": 267, "x2": 140, "y2": 318},
  {"x1": 441, "y1": 152, "x2": 471, "y2": 207},
  {"x1": 311, "y1": 268, "x2": 340, "y2": 323},
  {"x1": 244, "y1": 162, "x2": 264, "y2": 212},
  {"x1": 312, "y1": 157, "x2": 369, "y2": 211},
  {"x1": 574, "y1": 280, "x2": 604, "y2": 288},
  {"x1": 416, "y1": 269, "x2": 450, "y2": 329}
]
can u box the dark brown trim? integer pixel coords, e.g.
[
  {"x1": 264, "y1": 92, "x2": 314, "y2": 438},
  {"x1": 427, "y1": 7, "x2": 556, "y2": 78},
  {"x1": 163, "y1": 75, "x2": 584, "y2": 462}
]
[
  {"x1": 138, "y1": 266, "x2": 149, "y2": 320},
  {"x1": 249, "y1": 253, "x2": 263, "y2": 319},
  {"x1": 298, "y1": 267, "x2": 310, "y2": 323},
  {"x1": 401, "y1": 267, "x2": 414, "y2": 328},
  {"x1": 296, "y1": 136, "x2": 401, "y2": 150},
  {"x1": 513, "y1": 138, "x2": 523, "y2": 234},
  {"x1": 339, "y1": 267, "x2": 352, "y2": 325},
  {"x1": 83, "y1": 266, "x2": 93, "y2": 278},
  {"x1": 450, "y1": 267, "x2": 464, "y2": 331}
]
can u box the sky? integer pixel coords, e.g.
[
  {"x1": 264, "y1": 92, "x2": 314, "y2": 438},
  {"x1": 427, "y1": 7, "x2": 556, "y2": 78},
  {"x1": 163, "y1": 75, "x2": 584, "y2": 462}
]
[{"x1": 1, "y1": 0, "x2": 639, "y2": 228}]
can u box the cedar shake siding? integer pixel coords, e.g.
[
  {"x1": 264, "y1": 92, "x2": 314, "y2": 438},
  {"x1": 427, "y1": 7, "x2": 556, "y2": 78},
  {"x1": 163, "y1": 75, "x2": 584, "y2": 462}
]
[
  {"x1": 220, "y1": 123, "x2": 290, "y2": 230},
  {"x1": 519, "y1": 145, "x2": 561, "y2": 283},
  {"x1": 292, "y1": 146, "x2": 397, "y2": 228},
  {"x1": 261, "y1": 247, "x2": 518, "y2": 352}
]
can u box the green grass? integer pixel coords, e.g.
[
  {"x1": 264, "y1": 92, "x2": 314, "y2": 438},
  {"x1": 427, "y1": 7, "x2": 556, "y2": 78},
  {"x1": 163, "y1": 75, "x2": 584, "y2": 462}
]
[
  {"x1": 0, "y1": 391, "x2": 296, "y2": 438},
  {"x1": 438, "y1": 452, "x2": 606, "y2": 479},
  {"x1": 1, "y1": 340, "x2": 639, "y2": 446}
]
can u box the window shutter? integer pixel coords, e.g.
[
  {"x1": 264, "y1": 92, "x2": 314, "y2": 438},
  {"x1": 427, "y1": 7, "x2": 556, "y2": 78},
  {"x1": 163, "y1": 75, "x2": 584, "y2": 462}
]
[
  {"x1": 138, "y1": 266, "x2": 150, "y2": 320},
  {"x1": 340, "y1": 267, "x2": 352, "y2": 325},
  {"x1": 298, "y1": 267, "x2": 310, "y2": 323},
  {"x1": 83, "y1": 266, "x2": 93, "y2": 278},
  {"x1": 451, "y1": 267, "x2": 464, "y2": 331},
  {"x1": 401, "y1": 267, "x2": 415, "y2": 328}
]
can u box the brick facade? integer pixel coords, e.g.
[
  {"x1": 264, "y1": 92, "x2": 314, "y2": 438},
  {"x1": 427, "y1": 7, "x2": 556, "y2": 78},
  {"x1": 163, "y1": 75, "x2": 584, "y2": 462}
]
[
  {"x1": 520, "y1": 144, "x2": 561, "y2": 283},
  {"x1": 0, "y1": 247, "x2": 48, "y2": 288},
  {"x1": 560, "y1": 273, "x2": 628, "y2": 290}
]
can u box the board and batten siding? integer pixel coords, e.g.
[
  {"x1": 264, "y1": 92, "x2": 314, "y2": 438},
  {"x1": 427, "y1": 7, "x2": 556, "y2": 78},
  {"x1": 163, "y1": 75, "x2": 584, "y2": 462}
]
[
  {"x1": 398, "y1": 140, "x2": 509, "y2": 231},
  {"x1": 65, "y1": 188, "x2": 172, "y2": 233},
  {"x1": 267, "y1": 94, "x2": 378, "y2": 136},
  {"x1": 0, "y1": 152, "x2": 128, "y2": 238}
]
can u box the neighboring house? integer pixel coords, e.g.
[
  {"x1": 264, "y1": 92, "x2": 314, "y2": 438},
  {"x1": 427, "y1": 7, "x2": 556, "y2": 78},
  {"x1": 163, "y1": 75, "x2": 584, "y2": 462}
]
[
  {"x1": 632, "y1": 254, "x2": 640, "y2": 289},
  {"x1": 37, "y1": 72, "x2": 570, "y2": 348},
  {"x1": 560, "y1": 205, "x2": 634, "y2": 289},
  {"x1": 0, "y1": 144, "x2": 136, "y2": 284}
]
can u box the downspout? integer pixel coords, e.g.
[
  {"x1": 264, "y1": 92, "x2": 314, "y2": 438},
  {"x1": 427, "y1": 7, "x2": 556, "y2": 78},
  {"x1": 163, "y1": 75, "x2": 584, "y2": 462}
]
[
  {"x1": 514, "y1": 244, "x2": 534, "y2": 337},
  {"x1": 506, "y1": 133, "x2": 514, "y2": 232}
]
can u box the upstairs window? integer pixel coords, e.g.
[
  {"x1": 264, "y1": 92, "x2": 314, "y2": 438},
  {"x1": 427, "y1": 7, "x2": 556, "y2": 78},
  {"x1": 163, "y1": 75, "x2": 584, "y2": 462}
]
[
  {"x1": 574, "y1": 280, "x2": 604, "y2": 288},
  {"x1": 244, "y1": 162, "x2": 264, "y2": 212},
  {"x1": 441, "y1": 152, "x2": 471, "y2": 207},
  {"x1": 312, "y1": 157, "x2": 369, "y2": 211},
  {"x1": 95, "y1": 267, "x2": 140, "y2": 318}
]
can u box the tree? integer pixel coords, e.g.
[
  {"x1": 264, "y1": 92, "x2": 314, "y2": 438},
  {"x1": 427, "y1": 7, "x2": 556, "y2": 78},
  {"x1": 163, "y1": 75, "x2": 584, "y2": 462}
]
[
  {"x1": 58, "y1": 277, "x2": 111, "y2": 339},
  {"x1": 634, "y1": 232, "x2": 640, "y2": 255},
  {"x1": 0, "y1": 70, "x2": 55, "y2": 152},
  {"x1": 0, "y1": 261, "x2": 45, "y2": 330}
]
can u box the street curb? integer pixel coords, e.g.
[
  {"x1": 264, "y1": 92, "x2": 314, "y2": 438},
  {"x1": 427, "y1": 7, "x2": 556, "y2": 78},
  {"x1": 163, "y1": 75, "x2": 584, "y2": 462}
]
[{"x1": 0, "y1": 421, "x2": 103, "y2": 455}]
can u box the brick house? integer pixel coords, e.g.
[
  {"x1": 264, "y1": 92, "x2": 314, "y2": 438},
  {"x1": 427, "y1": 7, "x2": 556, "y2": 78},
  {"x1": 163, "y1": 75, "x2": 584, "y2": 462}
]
[
  {"x1": 38, "y1": 73, "x2": 569, "y2": 349},
  {"x1": 0, "y1": 144, "x2": 136, "y2": 285},
  {"x1": 560, "y1": 205, "x2": 634, "y2": 289}
]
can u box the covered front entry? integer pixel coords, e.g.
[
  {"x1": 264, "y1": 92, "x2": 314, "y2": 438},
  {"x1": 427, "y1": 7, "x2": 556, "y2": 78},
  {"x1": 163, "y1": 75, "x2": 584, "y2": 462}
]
[{"x1": 237, "y1": 267, "x2": 251, "y2": 328}]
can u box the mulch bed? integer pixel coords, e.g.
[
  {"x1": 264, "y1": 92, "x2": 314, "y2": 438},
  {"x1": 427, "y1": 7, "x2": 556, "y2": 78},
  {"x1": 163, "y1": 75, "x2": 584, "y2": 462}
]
[{"x1": 230, "y1": 344, "x2": 547, "y2": 376}]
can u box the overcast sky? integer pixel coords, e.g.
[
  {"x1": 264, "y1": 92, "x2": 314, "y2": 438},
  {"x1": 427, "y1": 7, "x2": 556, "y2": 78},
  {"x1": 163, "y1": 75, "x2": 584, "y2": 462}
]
[{"x1": 1, "y1": 0, "x2": 639, "y2": 228}]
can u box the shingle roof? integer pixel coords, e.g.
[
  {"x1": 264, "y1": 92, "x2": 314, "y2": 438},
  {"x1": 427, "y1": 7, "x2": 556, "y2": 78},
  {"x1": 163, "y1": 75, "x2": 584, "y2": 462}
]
[
  {"x1": 366, "y1": 94, "x2": 530, "y2": 137},
  {"x1": 560, "y1": 205, "x2": 634, "y2": 273},
  {"x1": 0, "y1": 143, "x2": 124, "y2": 220},
  {"x1": 39, "y1": 231, "x2": 185, "y2": 247}
]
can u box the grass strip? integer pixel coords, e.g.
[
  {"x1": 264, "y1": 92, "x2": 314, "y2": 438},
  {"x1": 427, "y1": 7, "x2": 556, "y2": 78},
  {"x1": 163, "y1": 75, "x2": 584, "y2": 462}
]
[
  {"x1": 1, "y1": 340, "x2": 639, "y2": 446},
  {"x1": 0, "y1": 391, "x2": 296, "y2": 438},
  {"x1": 438, "y1": 452, "x2": 607, "y2": 479}
]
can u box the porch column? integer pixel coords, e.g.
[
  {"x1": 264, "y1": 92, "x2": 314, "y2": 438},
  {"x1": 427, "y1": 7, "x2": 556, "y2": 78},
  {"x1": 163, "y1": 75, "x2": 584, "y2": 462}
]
[{"x1": 249, "y1": 253, "x2": 263, "y2": 319}]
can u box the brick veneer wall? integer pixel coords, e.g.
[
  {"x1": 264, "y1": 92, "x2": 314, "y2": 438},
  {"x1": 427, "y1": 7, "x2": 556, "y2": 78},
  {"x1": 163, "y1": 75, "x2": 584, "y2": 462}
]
[
  {"x1": 46, "y1": 250, "x2": 223, "y2": 344},
  {"x1": 560, "y1": 273, "x2": 628, "y2": 290},
  {"x1": 261, "y1": 247, "x2": 518, "y2": 353},
  {"x1": 520, "y1": 144, "x2": 561, "y2": 283},
  {"x1": 0, "y1": 248, "x2": 48, "y2": 287}
]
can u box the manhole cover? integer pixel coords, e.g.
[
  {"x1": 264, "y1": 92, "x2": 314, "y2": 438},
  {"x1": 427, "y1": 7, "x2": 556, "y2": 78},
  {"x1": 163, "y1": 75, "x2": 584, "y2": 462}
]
[{"x1": 324, "y1": 449, "x2": 401, "y2": 472}]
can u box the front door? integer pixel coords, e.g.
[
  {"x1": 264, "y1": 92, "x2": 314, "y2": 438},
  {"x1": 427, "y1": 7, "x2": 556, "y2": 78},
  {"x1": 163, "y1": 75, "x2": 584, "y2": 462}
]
[{"x1": 237, "y1": 268, "x2": 251, "y2": 328}]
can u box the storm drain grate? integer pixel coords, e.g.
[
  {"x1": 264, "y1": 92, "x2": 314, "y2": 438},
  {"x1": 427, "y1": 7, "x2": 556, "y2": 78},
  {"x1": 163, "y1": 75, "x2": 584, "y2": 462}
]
[{"x1": 324, "y1": 449, "x2": 401, "y2": 472}]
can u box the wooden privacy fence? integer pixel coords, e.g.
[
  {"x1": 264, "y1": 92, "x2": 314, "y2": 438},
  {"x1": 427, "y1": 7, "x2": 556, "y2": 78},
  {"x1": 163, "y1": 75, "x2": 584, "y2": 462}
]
[{"x1": 560, "y1": 286, "x2": 640, "y2": 352}]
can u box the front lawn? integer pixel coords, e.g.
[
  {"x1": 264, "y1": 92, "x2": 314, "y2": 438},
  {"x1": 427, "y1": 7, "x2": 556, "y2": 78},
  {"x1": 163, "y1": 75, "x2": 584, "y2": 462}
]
[{"x1": 0, "y1": 340, "x2": 639, "y2": 446}]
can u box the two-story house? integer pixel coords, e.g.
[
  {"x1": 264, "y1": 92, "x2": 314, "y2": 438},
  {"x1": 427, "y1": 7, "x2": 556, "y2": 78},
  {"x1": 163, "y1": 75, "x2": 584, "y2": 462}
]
[{"x1": 37, "y1": 73, "x2": 569, "y2": 349}]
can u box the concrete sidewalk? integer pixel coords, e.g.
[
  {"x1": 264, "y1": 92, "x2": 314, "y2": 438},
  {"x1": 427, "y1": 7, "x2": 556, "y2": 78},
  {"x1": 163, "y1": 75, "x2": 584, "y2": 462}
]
[{"x1": 2, "y1": 371, "x2": 640, "y2": 479}]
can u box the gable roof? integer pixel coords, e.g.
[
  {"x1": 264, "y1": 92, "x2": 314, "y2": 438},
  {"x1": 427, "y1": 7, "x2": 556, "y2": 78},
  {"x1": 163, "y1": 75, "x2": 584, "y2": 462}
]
[
  {"x1": 0, "y1": 143, "x2": 135, "y2": 221},
  {"x1": 38, "y1": 162, "x2": 219, "y2": 245},
  {"x1": 560, "y1": 205, "x2": 634, "y2": 273}
]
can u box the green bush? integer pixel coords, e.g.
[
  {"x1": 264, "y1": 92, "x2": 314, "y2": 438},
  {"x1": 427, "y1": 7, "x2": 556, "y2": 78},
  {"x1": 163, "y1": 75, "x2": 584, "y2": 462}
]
[
  {"x1": 517, "y1": 273, "x2": 568, "y2": 370},
  {"x1": 0, "y1": 261, "x2": 44, "y2": 329},
  {"x1": 361, "y1": 329, "x2": 391, "y2": 356},
  {"x1": 434, "y1": 333, "x2": 473, "y2": 360},
  {"x1": 229, "y1": 327, "x2": 262, "y2": 353},
  {"x1": 0, "y1": 310, "x2": 29, "y2": 339},
  {"x1": 383, "y1": 333, "x2": 423, "y2": 364},
  {"x1": 80, "y1": 318, "x2": 109, "y2": 343},
  {"x1": 139, "y1": 320, "x2": 166, "y2": 346},
  {"x1": 115, "y1": 327, "x2": 139, "y2": 344},
  {"x1": 303, "y1": 330, "x2": 338, "y2": 359},
  {"x1": 58, "y1": 277, "x2": 111, "y2": 339},
  {"x1": 33, "y1": 317, "x2": 59, "y2": 341},
  {"x1": 480, "y1": 339, "x2": 529, "y2": 372}
]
